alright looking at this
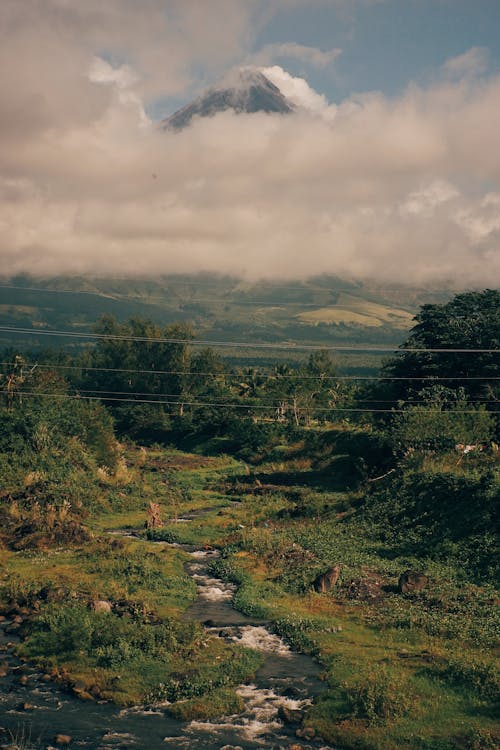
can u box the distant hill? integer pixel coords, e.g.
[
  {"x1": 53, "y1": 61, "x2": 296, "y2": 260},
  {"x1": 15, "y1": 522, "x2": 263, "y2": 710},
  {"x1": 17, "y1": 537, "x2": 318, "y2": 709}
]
[{"x1": 0, "y1": 274, "x2": 455, "y2": 373}]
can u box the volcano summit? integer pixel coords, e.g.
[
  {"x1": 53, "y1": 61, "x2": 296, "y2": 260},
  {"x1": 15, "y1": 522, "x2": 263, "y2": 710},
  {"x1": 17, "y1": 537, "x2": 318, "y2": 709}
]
[{"x1": 162, "y1": 68, "x2": 295, "y2": 130}]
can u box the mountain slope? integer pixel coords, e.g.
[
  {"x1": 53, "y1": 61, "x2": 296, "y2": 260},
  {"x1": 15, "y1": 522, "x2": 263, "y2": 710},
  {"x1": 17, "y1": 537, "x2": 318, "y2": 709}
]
[{"x1": 162, "y1": 68, "x2": 294, "y2": 130}]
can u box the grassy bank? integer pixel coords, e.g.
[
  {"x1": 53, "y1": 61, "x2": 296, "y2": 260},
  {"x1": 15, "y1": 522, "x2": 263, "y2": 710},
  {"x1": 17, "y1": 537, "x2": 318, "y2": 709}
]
[{"x1": 1, "y1": 440, "x2": 498, "y2": 748}]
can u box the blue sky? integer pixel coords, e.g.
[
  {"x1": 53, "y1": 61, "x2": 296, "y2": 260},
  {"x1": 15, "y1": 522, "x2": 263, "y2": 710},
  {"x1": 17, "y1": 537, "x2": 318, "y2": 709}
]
[
  {"x1": 154, "y1": 0, "x2": 500, "y2": 118},
  {"x1": 257, "y1": 0, "x2": 500, "y2": 99}
]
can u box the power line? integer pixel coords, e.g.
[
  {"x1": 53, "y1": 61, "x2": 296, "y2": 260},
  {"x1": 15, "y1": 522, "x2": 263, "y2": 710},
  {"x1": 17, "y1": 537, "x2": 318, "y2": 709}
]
[
  {"x1": 1, "y1": 361, "x2": 499, "y2": 382},
  {"x1": 66, "y1": 387, "x2": 500, "y2": 405},
  {"x1": 6, "y1": 390, "x2": 500, "y2": 415},
  {"x1": 0, "y1": 326, "x2": 498, "y2": 353}
]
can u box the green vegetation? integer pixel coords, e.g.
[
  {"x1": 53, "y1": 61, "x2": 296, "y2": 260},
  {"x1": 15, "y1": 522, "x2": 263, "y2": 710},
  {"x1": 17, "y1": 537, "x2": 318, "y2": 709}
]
[{"x1": 0, "y1": 289, "x2": 498, "y2": 748}]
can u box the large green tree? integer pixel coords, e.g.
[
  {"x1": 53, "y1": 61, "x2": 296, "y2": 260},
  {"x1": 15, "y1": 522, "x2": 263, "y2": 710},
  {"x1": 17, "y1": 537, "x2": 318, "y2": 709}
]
[{"x1": 383, "y1": 289, "x2": 499, "y2": 403}]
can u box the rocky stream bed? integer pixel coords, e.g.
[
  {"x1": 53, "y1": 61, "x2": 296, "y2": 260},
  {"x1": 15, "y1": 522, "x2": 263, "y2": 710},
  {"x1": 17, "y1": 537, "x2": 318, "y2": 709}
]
[{"x1": 0, "y1": 534, "x2": 336, "y2": 750}]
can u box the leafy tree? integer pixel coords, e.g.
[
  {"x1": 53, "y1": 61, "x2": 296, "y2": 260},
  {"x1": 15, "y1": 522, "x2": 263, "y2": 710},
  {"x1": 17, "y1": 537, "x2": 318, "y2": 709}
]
[
  {"x1": 390, "y1": 386, "x2": 495, "y2": 452},
  {"x1": 383, "y1": 290, "x2": 499, "y2": 403}
]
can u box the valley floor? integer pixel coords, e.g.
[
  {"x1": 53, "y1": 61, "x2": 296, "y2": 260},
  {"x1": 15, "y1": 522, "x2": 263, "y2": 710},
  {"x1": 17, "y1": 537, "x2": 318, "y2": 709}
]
[{"x1": 0, "y1": 444, "x2": 498, "y2": 750}]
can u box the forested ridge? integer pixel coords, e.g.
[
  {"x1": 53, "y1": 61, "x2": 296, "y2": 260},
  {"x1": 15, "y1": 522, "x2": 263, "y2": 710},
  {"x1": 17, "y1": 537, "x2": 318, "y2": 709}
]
[{"x1": 0, "y1": 289, "x2": 498, "y2": 750}]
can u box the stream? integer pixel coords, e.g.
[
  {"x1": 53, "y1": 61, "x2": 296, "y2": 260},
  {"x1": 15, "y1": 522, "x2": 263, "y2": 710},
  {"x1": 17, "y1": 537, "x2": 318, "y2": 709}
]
[{"x1": 0, "y1": 539, "x2": 335, "y2": 750}]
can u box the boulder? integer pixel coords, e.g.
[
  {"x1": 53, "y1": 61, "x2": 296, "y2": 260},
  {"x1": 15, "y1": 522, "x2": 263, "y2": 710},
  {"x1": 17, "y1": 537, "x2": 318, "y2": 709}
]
[
  {"x1": 54, "y1": 736, "x2": 72, "y2": 747},
  {"x1": 313, "y1": 564, "x2": 341, "y2": 593},
  {"x1": 296, "y1": 726, "x2": 315, "y2": 740},
  {"x1": 398, "y1": 570, "x2": 429, "y2": 594},
  {"x1": 346, "y1": 578, "x2": 383, "y2": 601},
  {"x1": 278, "y1": 705, "x2": 303, "y2": 724}
]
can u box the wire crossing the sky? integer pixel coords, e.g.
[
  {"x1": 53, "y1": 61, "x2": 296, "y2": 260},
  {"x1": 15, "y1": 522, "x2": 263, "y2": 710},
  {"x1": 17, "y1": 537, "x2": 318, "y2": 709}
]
[
  {"x1": 1, "y1": 361, "x2": 499, "y2": 382},
  {"x1": 6, "y1": 390, "x2": 500, "y2": 415},
  {"x1": 0, "y1": 326, "x2": 498, "y2": 353}
]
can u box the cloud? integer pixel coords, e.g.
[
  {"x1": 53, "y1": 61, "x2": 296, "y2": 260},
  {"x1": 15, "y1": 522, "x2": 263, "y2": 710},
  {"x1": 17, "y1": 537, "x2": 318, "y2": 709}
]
[
  {"x1": 443, "y1": 47, "x2": 489, "y2": 79},
  {"x1": 399, "y1": 180, "x2": 459, "y2": 218},
  {"x1": 255, "y1": 42, "x2": 342, "y2": 69},
  {"x1": 0, "y1": 3, "x2": 498, "y2": 289},
  {"x1": 262, "y1": 66, "x2": 337, "y2": 120}
]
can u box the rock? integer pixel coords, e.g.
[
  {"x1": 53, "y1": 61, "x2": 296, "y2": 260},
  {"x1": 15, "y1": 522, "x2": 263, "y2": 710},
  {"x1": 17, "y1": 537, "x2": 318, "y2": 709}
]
[
  {"x1": 4, "y1": 622, "x2": 21, "y2": 634},
  {"x1": 347, "y1": 578, "x2": 383, "y2": 600},
  {"x1": 278, "y1": 705, "x2": 303, "y2": 724},
  {"x1": 38, "y1": 585, "x2": 70, "y2": 604},
  {"x1": 76, "y1": 691, "x2": 95, "y2": 701},
  {"x1": 398, "y1": 570, "x2": 429, "y2": 594},
  {"x1": 296, "y1": 726, "x2": 315, "y2": 740},
  {"x1": 91, "y1": 599, "x2": 112, "y2": 614},
  {"x1": 89, "y1": 684, "x2": 102, "y2": 698},
  {"x1": 313, "y1": 564, "x2": 341, "y2": 593},
  {"x1": 54, "y1": 735, "x2": 72, "y2": 746},
  {"x1": 282, "y1": 686, "x2": 302, "y2": 698}
]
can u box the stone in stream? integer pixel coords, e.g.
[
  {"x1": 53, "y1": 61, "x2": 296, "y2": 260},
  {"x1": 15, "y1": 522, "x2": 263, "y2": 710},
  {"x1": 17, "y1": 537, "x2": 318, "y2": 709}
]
[
  {"x1": 54, "y1": 735, "x2": 72, "y2": 746},
  {"x1": 296, "y1": 725, "x2": 316, "y2": 740},
  {"x1": 278, "y1": 705, "x2": 304, "y2": 724}
]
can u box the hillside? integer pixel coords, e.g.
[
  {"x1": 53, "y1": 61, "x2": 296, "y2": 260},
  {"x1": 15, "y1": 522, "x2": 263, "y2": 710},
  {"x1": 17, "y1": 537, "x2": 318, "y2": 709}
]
[{"x1": 0, "y1": 274, "x2": 454, "y2": 373}]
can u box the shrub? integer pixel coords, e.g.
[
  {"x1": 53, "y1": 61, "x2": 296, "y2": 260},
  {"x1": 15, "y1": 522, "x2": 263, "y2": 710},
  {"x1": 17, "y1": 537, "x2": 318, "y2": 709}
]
[
  {"x1": 343, "y1": 668, "x2": 412, "y2": 724},
  {"x1": 440, "y1": 656, "x2": 499, "y2": 699}
]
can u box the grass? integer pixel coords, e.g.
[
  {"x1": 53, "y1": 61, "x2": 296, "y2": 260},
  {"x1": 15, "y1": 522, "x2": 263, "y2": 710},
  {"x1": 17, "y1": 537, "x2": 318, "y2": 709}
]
[
  {"x1": 298, "y1": 293, "x2": 414, "y2": 328},
  {"x1": 0, "y1": 442, "x2": 498, "y2": 747}
]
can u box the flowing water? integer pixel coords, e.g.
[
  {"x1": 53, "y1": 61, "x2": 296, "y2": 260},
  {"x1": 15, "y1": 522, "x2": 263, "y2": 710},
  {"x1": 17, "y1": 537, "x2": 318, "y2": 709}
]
[{"x1": 0, "y1": 541, "x2": 335, "y2": 750}]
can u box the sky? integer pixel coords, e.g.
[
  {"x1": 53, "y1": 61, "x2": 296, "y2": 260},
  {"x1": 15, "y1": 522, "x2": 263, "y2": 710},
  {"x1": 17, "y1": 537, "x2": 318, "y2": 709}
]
[{"x1": 1, "y1": 0, "x2": 500, "y2": 286}]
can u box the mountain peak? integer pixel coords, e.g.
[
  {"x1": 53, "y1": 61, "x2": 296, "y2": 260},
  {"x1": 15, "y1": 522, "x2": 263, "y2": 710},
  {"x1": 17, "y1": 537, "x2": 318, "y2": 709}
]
[{"x1": 162, "y1": 67, "x2": 294, "y2": 131}]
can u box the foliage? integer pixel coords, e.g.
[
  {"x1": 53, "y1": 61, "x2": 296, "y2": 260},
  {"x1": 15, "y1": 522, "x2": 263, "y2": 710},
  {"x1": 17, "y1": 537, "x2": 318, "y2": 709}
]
[
  {"x1": 343, "y1": 668, "x2": 412, "y2": 724},
  {"x1": 21, "y1": 603, "x2": 198, "y2": 666},
  {"x1": 361, "y1": 467, "x2": 499, "y2": 580},
  {"x1": 145, "y1": 647, "x2": 262, "y2": 702},
  {"x1": 390, "y1": 387, "x2": 495, "y2": 452},
  {"x1": 438, "y1": 656, "x2": 500, "y2": 699},
  {"x1": 378, "y1": 289, "x2": 500, "y2": 416}
]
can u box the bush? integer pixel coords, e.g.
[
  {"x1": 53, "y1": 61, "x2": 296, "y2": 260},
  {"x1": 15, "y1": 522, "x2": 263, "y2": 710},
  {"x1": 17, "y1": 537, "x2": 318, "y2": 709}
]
[
  {"x1": 343, "y1": 668, "x2": 412, "y2": 724},
  {"x1": 440, "y1": 656, "x2": 499, "y2": 699}
]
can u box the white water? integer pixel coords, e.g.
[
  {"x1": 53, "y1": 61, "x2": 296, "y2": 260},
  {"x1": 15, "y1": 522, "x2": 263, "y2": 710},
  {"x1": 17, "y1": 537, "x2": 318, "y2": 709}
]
[
  {"x1": 0, "y1": 537, "x2": 334, "y2": 749},
  {"x1": 230, "y1": 625, "x2": 293, "y2": 656},
  {"x1": 187, "y1": 684, "x2": 312, "y2": 744}
]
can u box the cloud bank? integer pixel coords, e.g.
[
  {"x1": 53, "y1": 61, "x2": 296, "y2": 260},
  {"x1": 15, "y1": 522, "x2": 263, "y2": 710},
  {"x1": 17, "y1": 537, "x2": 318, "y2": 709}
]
[{"x1": 0, "y1": 1, "x2": 499, "y2": 287}]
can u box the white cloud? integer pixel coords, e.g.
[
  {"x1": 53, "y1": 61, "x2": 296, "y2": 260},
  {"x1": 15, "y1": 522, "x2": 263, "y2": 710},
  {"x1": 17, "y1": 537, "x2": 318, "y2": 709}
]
[
  {"x1": 262, "y1": 65, "x2": 337, "y2": 121},
  {"x1": 443, "y1": 47, "x2": 489, "y2": 79},
  {"x1": 455, "y1": 193, "x2": 500, "y2": 243},
  {"x1": 0, "y1": 3, "x2": 498, "y2": 289},
  {"x1": 89, "y1": 58, "x2": 138, "y2": 90},
  {"x1": 399, "y1": 180, "x2": 459, "y2": 218},
  {"x1": 255, "y1": 42, "x2": 342, "y2": 68}
]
